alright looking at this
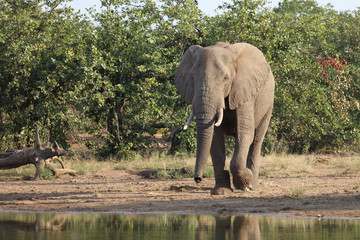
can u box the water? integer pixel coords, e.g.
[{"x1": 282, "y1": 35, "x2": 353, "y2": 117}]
[{"x1": 0, "y1": 211, "x2": 359, "y2": 240}]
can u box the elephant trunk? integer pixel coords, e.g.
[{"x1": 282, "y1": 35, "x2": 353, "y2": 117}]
[
  {"x1": 194, "y1": 118, "x2": 215, "y2": 183},
  {"x1": 184, "y1": 108, "x2": 223, "y2": 130},
  {"x1": 193, "y1": 88, "x2": 224, "y2": 183}
]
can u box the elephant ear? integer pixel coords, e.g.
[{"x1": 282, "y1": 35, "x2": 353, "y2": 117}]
[
  {"x1": 175, "y1": 45, "x2": 201, "y2": 104},
  {"x1": 227, "y1": 43, "x2": 271, "y2": 109}
]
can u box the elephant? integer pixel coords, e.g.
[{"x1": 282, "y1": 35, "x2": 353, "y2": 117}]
[{"x1": 175, "y1": 42, "x2": 274, "y2": 195}]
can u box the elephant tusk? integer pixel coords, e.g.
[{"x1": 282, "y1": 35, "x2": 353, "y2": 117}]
[
  {"x1": 214, "y1": 109, "x2": 223, "y2": 127},
  {"x1": 183, "y1": 109, "x2": 195, "y2": 130}
]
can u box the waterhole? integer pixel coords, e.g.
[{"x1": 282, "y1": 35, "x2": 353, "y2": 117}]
[{"x1": 0, "y1": 211, "x2": 359, "y2": 239}]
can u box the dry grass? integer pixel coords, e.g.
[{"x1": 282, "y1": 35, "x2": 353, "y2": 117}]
[
  {"x1": 1, "y1": 152, "x2": 359, "y2": 180},
  {"x1": 287, "y1": 184, "x2": 307, "y2": 197},
  {"x1": 261, "y1": 154, "x2": 360, "y2": 177},
  {"x1": 114, "y1": 152, "x2": 198, "y2": 170},
  {"x1": 0, "y1": 152, "x2": 113, "y2": 180},
  {"x1": 0, "y1": 165, "x2": 36, "y2": 179}
]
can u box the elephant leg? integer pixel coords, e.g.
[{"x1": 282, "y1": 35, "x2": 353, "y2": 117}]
[
  {"x1": 210, "y1": 126, "x2": 233, "y2": 195},
  {"x1": 230, "y1": 103, "x2": 255, "y2": 191},
  {"x1": 246, "y1": 142, "x2": 257, "y2": 189},
  {"x1": 247, "y1": 106, "x2": 273, "y2": 189}
]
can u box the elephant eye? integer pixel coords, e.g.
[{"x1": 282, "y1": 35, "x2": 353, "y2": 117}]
[{"x1": 224, "y1": 75, "x2": 230, "y2": 81}]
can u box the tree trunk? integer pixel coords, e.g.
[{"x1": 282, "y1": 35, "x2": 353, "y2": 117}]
[
  {"x1": 0, "y1": 128, "x2": 75, "y2": 179},
  {"x1": 106, "y1": 98, "x2": 125, "y2": 151}
]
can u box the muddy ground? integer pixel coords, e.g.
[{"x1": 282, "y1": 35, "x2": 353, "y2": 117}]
[{"x1": 0, "y1": 158, "x2": 359, "y2": 218}]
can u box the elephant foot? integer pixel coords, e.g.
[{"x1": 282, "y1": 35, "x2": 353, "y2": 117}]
[
  {"x1": 232, "y1": 168, "x2": 253, "y2": 191},
  {"x1": 249, "y1": 179, "x2": 259, "y2": 190},
  {"x1": 211, "y1": 170, "x2": 233, "y2": 195},
  {"x1": 211, "y1": 186, "x2": 234, "y2": 195}
]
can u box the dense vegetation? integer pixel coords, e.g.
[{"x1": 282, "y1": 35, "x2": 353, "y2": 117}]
[{"x1": 1, "y1": 0, "x2": 359, "y2": 157}]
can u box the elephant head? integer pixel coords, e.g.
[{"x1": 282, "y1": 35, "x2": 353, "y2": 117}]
[{"x1": 175, "y1": 42, "x2": 270, "y2": 183}]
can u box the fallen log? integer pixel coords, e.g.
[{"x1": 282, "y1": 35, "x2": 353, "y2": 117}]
[{"x1": 0, "y1": 128, "x2": 76, "y2": 179}]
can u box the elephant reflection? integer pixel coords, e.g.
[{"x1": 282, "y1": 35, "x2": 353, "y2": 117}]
[{"x1": 197, "y1": 214, "x2": 260, "y2": 240}]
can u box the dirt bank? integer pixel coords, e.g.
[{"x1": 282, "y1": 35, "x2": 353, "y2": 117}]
[{"x1": 1, "y1": 158, "x2": 359, "y2": 218}]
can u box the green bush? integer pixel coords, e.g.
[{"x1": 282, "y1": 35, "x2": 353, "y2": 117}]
[{"x1": 0, "y1": 0, "x2": 359, "y2": 156}]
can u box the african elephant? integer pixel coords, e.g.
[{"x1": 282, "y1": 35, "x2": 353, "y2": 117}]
[{"x1": 175, "y1": 42, "x2": 274, "y2": 195}]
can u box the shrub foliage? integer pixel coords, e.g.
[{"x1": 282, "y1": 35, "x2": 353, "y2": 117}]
[{"x1": 0, "y1": 0, "x2": 359, "y2": 156}]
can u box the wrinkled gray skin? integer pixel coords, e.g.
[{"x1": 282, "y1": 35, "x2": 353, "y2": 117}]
[{"x1": 175, "y1": 42, "x2": 274, "y2": 195}]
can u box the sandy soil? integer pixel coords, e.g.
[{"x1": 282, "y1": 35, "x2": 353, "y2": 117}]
[{"x1": 0, "y1": 159, "x2": 359, "y2": 219}]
